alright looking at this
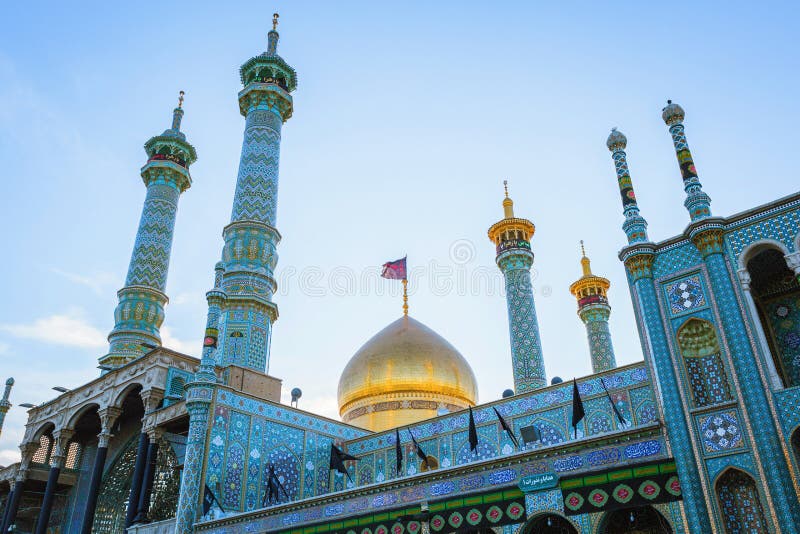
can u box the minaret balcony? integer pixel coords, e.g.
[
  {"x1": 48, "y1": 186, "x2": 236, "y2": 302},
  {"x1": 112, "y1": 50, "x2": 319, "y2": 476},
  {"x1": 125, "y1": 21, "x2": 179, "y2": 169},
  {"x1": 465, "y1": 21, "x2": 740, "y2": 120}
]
[{"x1": 496, "y1": 239, "x2": 531, "y2": 255}]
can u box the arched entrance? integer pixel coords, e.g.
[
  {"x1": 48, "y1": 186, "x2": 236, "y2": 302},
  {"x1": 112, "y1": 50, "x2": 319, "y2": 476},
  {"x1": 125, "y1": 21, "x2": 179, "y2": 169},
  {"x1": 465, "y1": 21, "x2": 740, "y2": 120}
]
[
  {"x1": 522, "y1": 513, "x2": 578, "y2": 534},
  {"x1": 599, "y1": 505, "x2": 672, "y2": 534},
  {"x1": 92, "y1": 435, "x2": 138, "y2": 533},
  {"x1": 746, "y1": 247, "x2": 800, "y2": 387}
]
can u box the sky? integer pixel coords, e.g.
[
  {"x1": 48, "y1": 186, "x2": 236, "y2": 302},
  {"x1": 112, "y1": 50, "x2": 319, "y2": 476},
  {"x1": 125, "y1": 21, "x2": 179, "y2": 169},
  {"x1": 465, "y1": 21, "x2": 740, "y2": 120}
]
[{"x1": 1, "y1": 1, "x2": 798, "y2": 464}]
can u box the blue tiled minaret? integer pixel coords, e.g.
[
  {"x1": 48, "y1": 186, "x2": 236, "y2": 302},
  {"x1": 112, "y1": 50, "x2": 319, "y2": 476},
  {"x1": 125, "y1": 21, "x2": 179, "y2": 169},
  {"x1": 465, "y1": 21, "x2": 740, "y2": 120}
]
[
  {"x1": 213, "y1": 14, "x2": 296, "y2": 373},
  {"x1": 662, "y1": 100, "x2": 712, "y2": 221},
  {"x1": 0, "y1": 378, "x2": 14, "y2": 439},
  {"x1": 569, "y1": 243, "x2": 616, "y2": 373},
  {"x1": 488, "y1": 182, "x2": 547, "y2": 393},
  {"x1": 102, "y1": 94, "x2": 197, "y2": 367}
]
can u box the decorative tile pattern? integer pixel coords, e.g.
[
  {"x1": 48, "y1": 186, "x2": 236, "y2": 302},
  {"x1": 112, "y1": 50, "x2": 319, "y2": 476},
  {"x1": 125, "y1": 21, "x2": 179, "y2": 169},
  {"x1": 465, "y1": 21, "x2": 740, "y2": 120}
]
[
  {"x1": 500, "y1": 258, "x2": 547, "y2": 392},
  {"x1": 698, "y1": 411, "x2": 743, "y2": 453},
  {"x1": 665, "y1": 275, "x2": 707, "y2": 314}
]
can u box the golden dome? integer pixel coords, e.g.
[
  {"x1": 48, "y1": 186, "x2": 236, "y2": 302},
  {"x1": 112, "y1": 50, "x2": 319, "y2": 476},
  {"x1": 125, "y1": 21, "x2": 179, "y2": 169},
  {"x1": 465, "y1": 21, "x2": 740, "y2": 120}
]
[{"x1": 337, "y1": 315, "x2": 478, "y2": 432}]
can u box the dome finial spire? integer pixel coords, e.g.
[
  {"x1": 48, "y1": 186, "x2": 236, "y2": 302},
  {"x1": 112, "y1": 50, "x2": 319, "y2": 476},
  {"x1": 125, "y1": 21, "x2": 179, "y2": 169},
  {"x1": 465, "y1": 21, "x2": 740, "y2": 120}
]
[
  {"x1": 267, "y1": 13, "x2": 280, "y2": 55},
  {"x1": 502, "y1": 180, "x2": 514, "y2": 218},
  {"x1": 171, "y1": 90, "x2": 185, "y2": 131},
  {"x1": 580, "y1": 240, "x2": 592, "y2": 276}
]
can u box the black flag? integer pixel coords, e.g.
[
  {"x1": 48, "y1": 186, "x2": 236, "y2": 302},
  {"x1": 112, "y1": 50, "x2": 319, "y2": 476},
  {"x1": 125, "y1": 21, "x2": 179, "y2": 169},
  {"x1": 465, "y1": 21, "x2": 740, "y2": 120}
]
[
  {"x1": 571, "y1": 378, "x2": 585, "y2": 438},
  {"x1": 395, "y1": 428, "x2": 403, "y2": 474},
  {"x1": 263, "y1": 464, "x2": 290, "y2": 506},
  {"x1": 493, "y1": 406, "x2": 519, "y2": 448},
  {"x1": 329, "y1": 444, "x2": 358, "y2": 482},
  {"x1": 600, "y1": 378, "x2": 627, "y2": 426},
  {"x1": 202, "y1": 484, "x2": 224, "y2": 516},
  {"x1": 408, "y1": 430, "x2": 428, "y2": 467},
  {"x1": 468, "y1": 407, "x2": 479, "y2": 452}
]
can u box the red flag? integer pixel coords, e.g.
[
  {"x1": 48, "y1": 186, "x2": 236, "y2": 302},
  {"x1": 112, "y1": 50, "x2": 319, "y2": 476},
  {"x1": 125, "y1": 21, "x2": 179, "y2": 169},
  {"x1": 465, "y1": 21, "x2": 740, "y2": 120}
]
[{"x1": 381, "y1": 257, "x2": 407, "y2": 280}]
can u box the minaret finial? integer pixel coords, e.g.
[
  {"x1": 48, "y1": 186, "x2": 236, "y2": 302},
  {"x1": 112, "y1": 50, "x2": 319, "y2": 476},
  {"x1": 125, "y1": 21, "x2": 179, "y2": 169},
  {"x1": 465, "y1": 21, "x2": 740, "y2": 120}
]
[
  {"x1": 503, "y1": 180, "x2": 509, "y2": 199},
  {"x1": 579, "y1": 241, "x2": 592, "y2": 276},
  {"x1": 267, "y1": 13, "x2": 280, "y2": 54},
  {"x1": 171, "y1": 91, "x2": 185, "y2": 131},
  {"x1": 580, "y1": 240, "x2": 586, "y2": 258},
  {"x1": 273, "y1": 12, "x2": 279, "y2": 31}
]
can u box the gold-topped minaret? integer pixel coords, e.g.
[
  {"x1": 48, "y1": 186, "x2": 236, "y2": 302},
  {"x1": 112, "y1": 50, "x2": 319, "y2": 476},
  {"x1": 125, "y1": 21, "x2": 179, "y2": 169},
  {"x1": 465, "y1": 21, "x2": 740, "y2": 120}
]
[
  {"x1": 487, "y1": 181, "x2": 547, "y2": 392},
  {"x1": 569, "y1": 241, "x2": 617, "y2": 373}
]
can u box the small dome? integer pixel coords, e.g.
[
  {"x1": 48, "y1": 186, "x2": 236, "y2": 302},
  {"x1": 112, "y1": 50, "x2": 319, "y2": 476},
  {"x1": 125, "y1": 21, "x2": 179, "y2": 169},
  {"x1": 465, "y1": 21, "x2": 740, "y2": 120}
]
[
  {"x1": 606, "y1": 128, "x2": 627, "y2": 151},
  {"x1": 5, "y1": 377, "x2": 13, "y2": 386},
  {"x1": 551, "y1": 376, "x2": 563, "y2": 385},
  {"x1": 338, "y1": 315, "x2": 478, "y2": 432},
  {"x1": 502, "y1": 389, "x2": 515, "y2": 398},
  {"x1": 662, "y1": 100, "x2": 685, "y2": 125}
]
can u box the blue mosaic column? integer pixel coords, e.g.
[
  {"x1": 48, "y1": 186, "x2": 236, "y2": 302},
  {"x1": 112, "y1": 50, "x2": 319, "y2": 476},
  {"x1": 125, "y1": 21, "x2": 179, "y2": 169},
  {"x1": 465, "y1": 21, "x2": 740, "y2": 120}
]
[
  {"x1": 607, "y1": 131, "x2": 712, "y2": 531},
  {"x1": 173, "y1": 389, "x2": 213, "y2": 534},
  {"x1": 661, "y1": 101, "x2": 712, "y2": 221},
  {"x1": 488, "y1": 186, "x2": 547, "y2": 392},
  {"x1": 173, "y1": 262, "x2": 225, "y2": 533},
  {"x1": 690, "y1": 227, "x2": 800, "y2": 528},
  {"x1": 103, "y1": 98, "x2": 197, "y2": 367},
  {"x1": 0, "y1": 378, "x2": 13, "y2": 439},
  {"x1": 606, "y1": 128, "x2": 649, "y2": 244},
  {"x1": 215, "y1": 18, "x2": 296, "y2": 373}
]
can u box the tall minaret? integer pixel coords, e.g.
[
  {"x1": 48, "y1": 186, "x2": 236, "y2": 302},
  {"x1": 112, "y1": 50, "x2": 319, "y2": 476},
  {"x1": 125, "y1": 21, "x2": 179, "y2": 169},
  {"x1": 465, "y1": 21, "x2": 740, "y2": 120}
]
[
  {"x1": 662, "y1": 100, "x2": 712, "y2": 221},
  {"x1": 0, "y1": 378, "x2": 14, "y2": 439},
  {"x1": 569, "y1": 242, "x2": 617, "y2": 373},
  {"x1": 102, "y1": 93, "x2": 197, "y2": 368},
  {"x1": 488, "y1": 182, "x2": 547, "y2": 393},
  {"x1": 214, "y1": 13, "x2": 296, "y2": 373}
]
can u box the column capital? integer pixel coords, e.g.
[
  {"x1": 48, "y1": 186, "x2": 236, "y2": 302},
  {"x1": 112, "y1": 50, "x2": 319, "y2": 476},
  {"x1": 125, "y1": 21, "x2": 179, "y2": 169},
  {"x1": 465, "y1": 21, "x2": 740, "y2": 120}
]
[
  {"x1": 784, "y1": 251, "x2": 800, "y2": 275},
  {"x1": 140, "y1": 388, "x2": 165, "y2": 414},
  {"x1": 50, "y1": 430, "x2": 75, "y2": 467},
  {"x1": 737, "y1": 268, "x2": 752, "y2": 291},
  {"x1": 146, "y1": 426, "x2": 164, "y2": 442}
]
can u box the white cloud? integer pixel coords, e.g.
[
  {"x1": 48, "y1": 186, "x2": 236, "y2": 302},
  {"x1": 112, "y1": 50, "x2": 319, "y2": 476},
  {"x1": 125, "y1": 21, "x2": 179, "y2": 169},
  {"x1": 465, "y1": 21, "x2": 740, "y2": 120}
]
[
  {"x1": 49, "y1": 267, "x2": 118, "y2": 296},
  {"x1": 0, "y1": 309, "x2": 105, "y2": 348},
  {"x1": 0, "y1": 448, "x2": 20, "y2": 466},
  {"x1": 160, "y1": 326, "x2": 199, "y2": 356}
]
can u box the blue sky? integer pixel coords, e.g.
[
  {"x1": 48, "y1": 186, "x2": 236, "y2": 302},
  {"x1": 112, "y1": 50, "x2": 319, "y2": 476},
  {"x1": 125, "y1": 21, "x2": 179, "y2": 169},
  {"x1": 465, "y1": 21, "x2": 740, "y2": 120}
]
[{"x1": 1, "y1": 1, "x2": 798, "y2": 463}]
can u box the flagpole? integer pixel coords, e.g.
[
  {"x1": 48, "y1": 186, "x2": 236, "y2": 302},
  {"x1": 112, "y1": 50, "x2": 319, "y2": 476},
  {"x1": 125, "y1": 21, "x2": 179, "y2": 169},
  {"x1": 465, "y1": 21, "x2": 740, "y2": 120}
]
[{"x1": 402, "y1": 278, "x2": 408, "y2": 316}]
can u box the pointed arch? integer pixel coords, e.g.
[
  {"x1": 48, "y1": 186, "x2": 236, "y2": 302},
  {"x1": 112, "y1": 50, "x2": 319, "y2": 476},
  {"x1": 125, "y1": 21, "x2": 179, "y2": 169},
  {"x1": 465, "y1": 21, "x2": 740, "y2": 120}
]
[
  {"x1": 715, "y1": 468, "x2": 769, "y2": 534},
  {"x1": 266, "y1": 445, "x2": 301, "y2": 501},
  {"x1": 676, "y1": 318, "x2": 732, "y2": 407},
  {"x1": 521, "y1": 512, "x2": 578, "y2": 534},
  {"x1": 598, "y1": 505, "x2": 672, "y2": 533},
  {"x1": 744, "y1": 245, "x2": 800, "y2": 387},
  {"x1": 91, "y1": 434, "x2": 139, "y2": 533}
]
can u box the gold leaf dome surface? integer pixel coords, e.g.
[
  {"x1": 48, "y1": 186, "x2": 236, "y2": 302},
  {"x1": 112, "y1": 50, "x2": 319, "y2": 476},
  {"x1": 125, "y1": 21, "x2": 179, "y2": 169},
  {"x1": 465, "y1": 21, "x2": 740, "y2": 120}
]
[{"x1": 337, "y1": 315, "x2": 478, "y2": 432}]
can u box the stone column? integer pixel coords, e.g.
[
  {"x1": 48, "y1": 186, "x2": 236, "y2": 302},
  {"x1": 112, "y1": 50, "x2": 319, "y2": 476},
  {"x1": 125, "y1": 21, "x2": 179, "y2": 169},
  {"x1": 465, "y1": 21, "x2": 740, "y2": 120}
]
[
  {"x1": 736, "y1": 269, "x2": 784, "y2": 389},
  {"x1": 80, "y1": 407, "x2": 121, "y2": 534},
  {"x1": 34, "y1": 430, "x2": 73, "y2": 534},
  {"x1": 2, "y1": 442, "x2": 36, "y2": 533},
  {"x1": 133, "y1": 428, "x2": 162, "y2": 523},
  {"x1": 125, "y1": 432, "x2": 150, "y2": 528},
  {"x1": 0, "y1": 480, "x2": 15, "y2": 531}
]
